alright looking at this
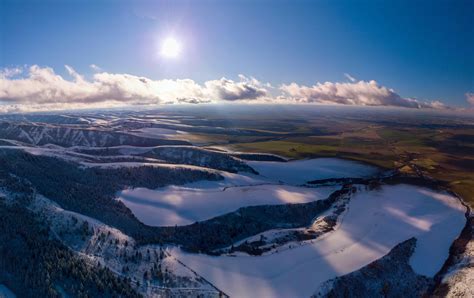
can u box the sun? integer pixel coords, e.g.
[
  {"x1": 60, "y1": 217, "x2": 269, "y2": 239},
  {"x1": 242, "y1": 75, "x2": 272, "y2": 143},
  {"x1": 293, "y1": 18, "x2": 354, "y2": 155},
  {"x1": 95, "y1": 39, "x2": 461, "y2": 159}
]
[{"x1": 160, "y1": 37, "x2": 181, "y2": 58}]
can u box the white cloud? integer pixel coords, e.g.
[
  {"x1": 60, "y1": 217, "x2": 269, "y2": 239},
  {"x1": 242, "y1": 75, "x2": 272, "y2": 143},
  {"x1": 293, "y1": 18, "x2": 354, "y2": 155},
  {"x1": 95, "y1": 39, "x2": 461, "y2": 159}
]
[
  {"x1": 280, "y1": 80, "x2": 445, "y2": 109},
  {"x1": 0, "y1": 65, "x2": 175, "y2": 105},
  {"x1": 65, "y1": 65, "x2": 85, "y2": 83},
  {"x1": 0, "y1": 66, "x2": 23, "y2": 79},
  {"x1": 0, "y1": 65, "x2": 269, "y2": 111},
  {"x1": 176, "y1": 97, "x2": 211, "y2": 104},
  {"x1": 0, "y1": 64, "x2": 452, "y2": 112},
  {"x1": 89, "y1": 64, "x2": 102, "y2": 72},
  {"x1": 466, "y1": 92, "x2": 474, "y2": 106},
  {"x1": 344, "y1": 73, "x2": 356, "y2": 82},
  {"x1": 205, "y1": 76, "x2": 269, "y2": 101}
]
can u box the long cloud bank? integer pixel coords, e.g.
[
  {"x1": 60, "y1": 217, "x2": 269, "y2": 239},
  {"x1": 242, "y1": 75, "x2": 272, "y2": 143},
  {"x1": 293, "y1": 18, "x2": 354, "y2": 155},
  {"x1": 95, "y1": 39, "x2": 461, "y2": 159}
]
[
  {"x1": 0, "y1": 65, "x2": 452, "y2": 112},
  {"x1": 280, "y1": 81, "x2": 446, "y2": 109}
]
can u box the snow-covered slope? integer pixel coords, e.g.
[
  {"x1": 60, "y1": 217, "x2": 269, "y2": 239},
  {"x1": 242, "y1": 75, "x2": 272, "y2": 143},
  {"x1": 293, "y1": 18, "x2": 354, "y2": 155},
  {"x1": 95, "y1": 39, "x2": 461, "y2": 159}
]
[
  {"x1": 247, "y1": 158, "x2": 379, "y2": 184},
  {"x1": 127, "y1": 127, "x2": 189, "y2": 139},
  {"x1": 30, "y1": 194, "x2": 221, "y2": 297},
  {"x1": 433, "y1": 216, "x2": 474, "y2": 297},
  {"x1": 313, "y1": 238, "x2": 433, "y2": 297},
  {"x1": 0, "y1": 122, "x2": 189, "y2": 147},
  {"x1": 170, "y1": 184, "x2": 466, "y2": 297},
  {"x1": 73, "y1": 145, "x2": 257, "y2": 173},
  {"x1": 141, "y1": 146, "x2": 257, "y2": 173}
]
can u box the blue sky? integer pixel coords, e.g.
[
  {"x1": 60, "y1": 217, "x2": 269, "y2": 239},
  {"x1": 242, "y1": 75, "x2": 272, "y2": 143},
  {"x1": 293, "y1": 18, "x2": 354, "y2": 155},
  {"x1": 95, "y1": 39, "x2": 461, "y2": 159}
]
[{"x1": 0, "y1": 0, "x2": 473, "y2": 110}]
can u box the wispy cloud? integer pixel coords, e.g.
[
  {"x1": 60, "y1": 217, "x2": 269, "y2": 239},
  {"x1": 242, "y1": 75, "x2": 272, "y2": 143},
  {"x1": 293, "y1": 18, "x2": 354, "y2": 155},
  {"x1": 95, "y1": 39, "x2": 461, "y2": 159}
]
[
  {"x1": 89, "y1": 64, "x2": 102, "y2": 72},
  {"x1": 344, "y1": 73, "x2": 356, "y2": 82},
  {"x1": 0, "y1": 65, "x2": 452, "y2": 113}
]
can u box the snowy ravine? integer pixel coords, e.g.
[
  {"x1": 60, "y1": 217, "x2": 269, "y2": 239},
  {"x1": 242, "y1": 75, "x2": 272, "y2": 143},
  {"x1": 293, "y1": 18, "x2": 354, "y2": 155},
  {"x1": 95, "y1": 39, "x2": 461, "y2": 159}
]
[
  {"x1": 117, "y1": 157, "x2": 376, "y2": 227},
  {"x1": 169, "y1": 184, "x2": 466, "y2": 297}
]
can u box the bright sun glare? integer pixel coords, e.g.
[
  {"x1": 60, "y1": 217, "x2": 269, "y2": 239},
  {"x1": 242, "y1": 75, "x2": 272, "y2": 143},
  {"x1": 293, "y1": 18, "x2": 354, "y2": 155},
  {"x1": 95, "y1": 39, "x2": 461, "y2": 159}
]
[{"x1": 161, "y1": 37, "x2": 181, "y2": 58}]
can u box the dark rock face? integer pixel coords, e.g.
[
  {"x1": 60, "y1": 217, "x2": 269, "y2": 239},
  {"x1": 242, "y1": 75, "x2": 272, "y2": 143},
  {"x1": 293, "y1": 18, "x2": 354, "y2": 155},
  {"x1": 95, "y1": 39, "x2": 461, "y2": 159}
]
[{"x1": 313, "y1": 238, "x2": 433, "y2": 298}]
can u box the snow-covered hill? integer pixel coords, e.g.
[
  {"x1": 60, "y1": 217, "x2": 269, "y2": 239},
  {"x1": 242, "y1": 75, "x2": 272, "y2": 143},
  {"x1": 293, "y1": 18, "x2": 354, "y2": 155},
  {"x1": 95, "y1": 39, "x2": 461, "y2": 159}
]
[{"x1": 0, "y1": 122, "x2": 189, "y2": 147}]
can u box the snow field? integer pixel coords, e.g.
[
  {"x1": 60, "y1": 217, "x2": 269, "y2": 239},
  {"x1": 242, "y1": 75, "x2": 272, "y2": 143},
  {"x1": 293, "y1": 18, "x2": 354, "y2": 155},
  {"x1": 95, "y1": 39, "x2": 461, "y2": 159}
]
[
  {"x1": 118, "y1": 183, "x2": 337, "y2": 226},
  {"x1": 170, "y1": 184, "x2": 466, "y2": 297},
  {"x1": 247, "y1": 158, "x2": 379, "y2": 185}
]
